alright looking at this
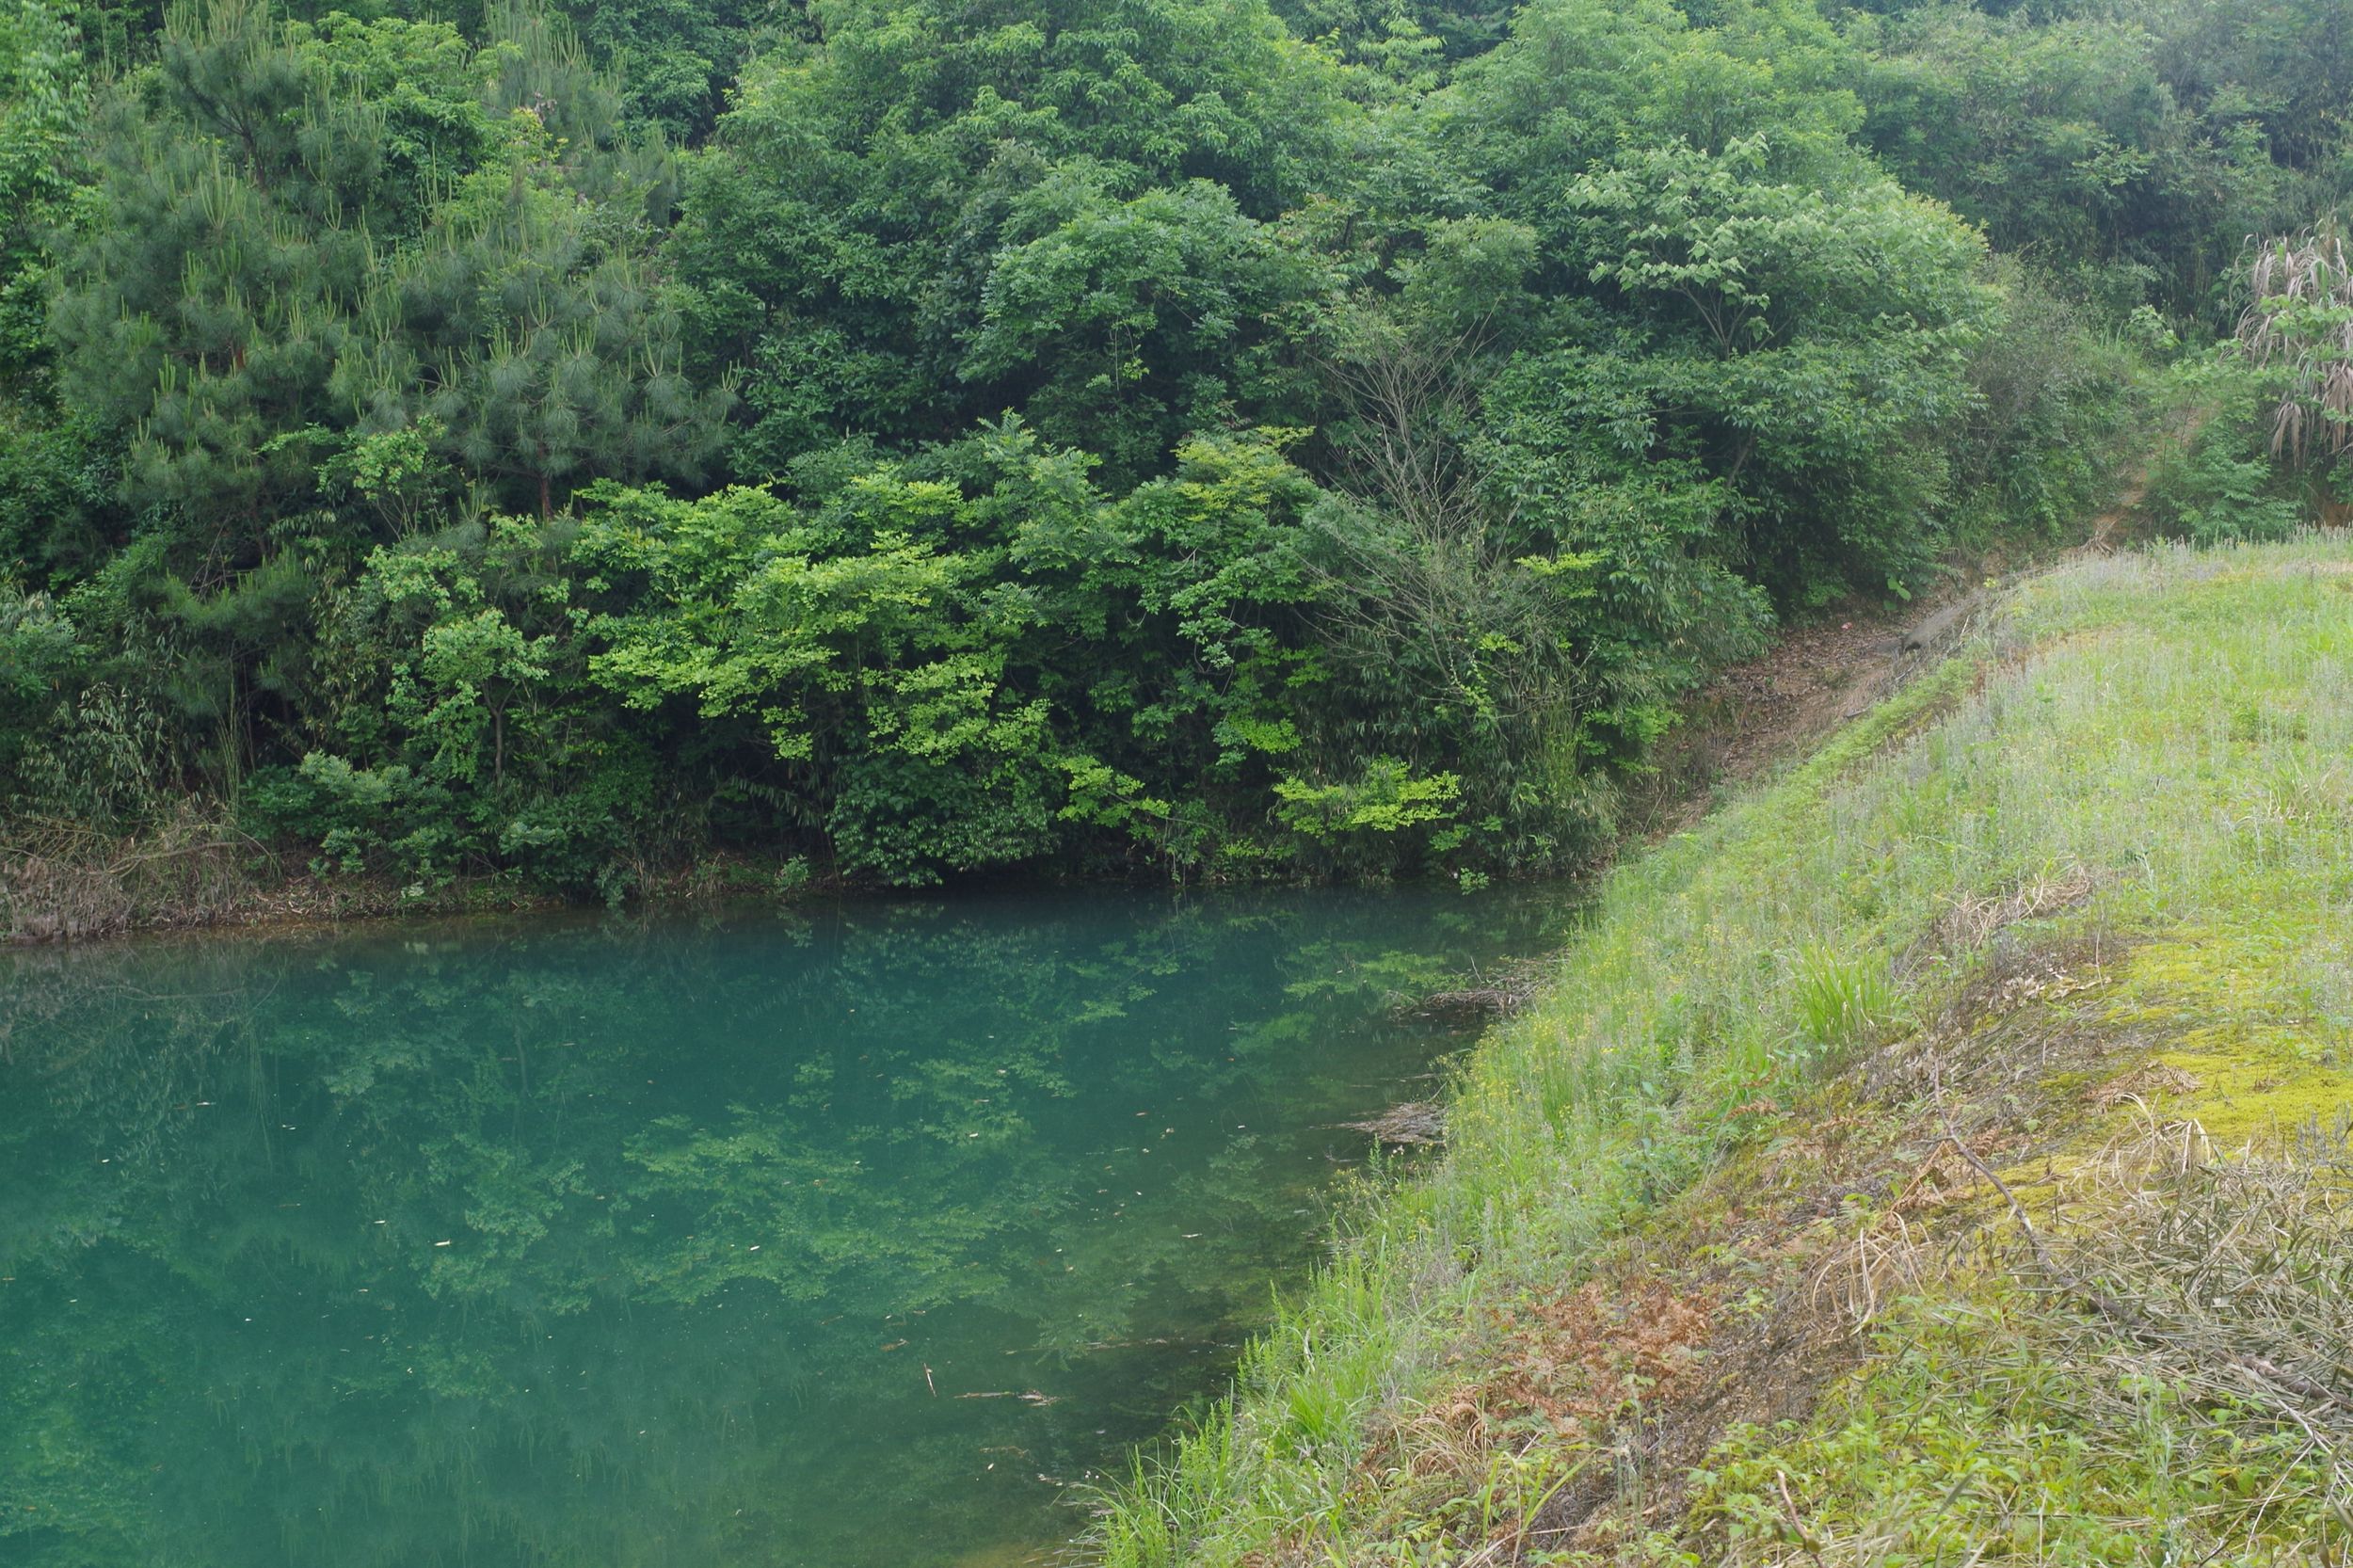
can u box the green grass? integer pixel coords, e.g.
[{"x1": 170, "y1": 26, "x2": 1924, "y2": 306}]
[{"x1": 1093, "y1": 536, "x2": 2353, "y2": 1566}]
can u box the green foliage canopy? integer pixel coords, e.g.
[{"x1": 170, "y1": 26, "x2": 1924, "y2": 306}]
[{"x1": 4, "y1": 0, "x2": 2347, "y2": 891}]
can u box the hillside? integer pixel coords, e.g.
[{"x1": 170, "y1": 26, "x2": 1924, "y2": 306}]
[
  {"x1": 10, "y1": 0, "x2": 2351, "y2": 911},
  {"x1": 1101, "y1": 535, "x2": 2353, "y2": 1564}
]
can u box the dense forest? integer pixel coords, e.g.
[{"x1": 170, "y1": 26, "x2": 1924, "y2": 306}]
[{"x1": 2, "y1": 0, "x2": 2349, "y2": 904}]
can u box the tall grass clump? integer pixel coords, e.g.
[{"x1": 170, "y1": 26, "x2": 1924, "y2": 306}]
[
  {"x1": 1789, "y1": 943, "x2": 1904, "y2": 1053},
  {"x1": 1096, "y1": 534, "x2": 2353, "y2": 1565}
]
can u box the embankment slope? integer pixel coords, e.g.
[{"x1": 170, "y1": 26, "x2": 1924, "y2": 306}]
[{"x1": 1101, "y1": 536, "x2": 2353, "y2": 1565}]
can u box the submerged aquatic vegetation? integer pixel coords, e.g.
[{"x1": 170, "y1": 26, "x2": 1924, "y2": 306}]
[{"x1": 0, "y1": 886, "x2": 1577, "y2": 1567}]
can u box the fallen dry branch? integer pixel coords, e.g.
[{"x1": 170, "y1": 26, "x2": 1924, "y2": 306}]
[
  {"x1": 1398, "y1": 956, "x2": 1552, "y2": 1023},
  {"x1": 1338, "y1": 1101, "x2": 1449, "y2": 1146}
]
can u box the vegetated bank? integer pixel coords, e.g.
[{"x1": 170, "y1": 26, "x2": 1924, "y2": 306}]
[{"x1": 1097, "y1": 535, "x2": 2353, "y2": 1564}]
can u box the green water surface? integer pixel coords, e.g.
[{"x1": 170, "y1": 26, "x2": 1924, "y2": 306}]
[{"x1": 0, "y1": 888, "x2": 1567, "y2": 1567}]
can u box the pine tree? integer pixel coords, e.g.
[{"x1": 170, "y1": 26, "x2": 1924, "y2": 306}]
[
  {"x1": 41, "y1": 0, "x2": 730, "y2": 787},
  {"x1": 52, "y1": 0, "x2": 728, "y2": 536},
  {"x1": 345, "y1": 7, "x2": 732, "y2": 518},
  {"x1": 0, "y1": 0, "x2": 85, "y2": 391}
]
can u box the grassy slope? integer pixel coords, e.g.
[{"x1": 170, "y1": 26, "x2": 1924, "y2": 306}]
[{"x1": 1098, "y1": 537, "x2": 2353, "y2": 1565}]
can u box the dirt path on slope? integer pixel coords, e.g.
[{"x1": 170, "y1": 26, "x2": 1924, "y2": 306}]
[{"x1": 1636, "y1": 427, "x2": 2193, "y2": 831}]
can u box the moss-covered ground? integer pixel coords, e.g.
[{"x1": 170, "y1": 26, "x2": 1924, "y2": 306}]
[{"x1": 1095, "y1": 537, "x2": 2353, "y2": 1566}]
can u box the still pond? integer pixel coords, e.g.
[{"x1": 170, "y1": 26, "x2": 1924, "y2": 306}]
[{"x1": 0, "y1": 887, "x2": 1568, "y2": 1566}]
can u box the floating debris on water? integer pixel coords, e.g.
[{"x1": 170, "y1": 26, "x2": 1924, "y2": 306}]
[{"x1": 1337, "y1": 1100, "x2": 1447, "y2": 1146}]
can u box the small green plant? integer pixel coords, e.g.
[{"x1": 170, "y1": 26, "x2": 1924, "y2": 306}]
[
  {"x1": 1789, "y1": 942, "x2": 1902, "y2": 1051},
  {"x1": 2229, "y1": 703, "x2": 2310, "y2": 744}
]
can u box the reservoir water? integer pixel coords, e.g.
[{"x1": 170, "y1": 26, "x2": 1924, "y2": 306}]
[{"x1": 0, "y1": 887, "x2": 1567, "y2": 1567}]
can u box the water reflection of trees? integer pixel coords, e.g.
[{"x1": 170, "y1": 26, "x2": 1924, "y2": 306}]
[{"x1": 0, "y1": 890, "x2": 1560, "y2": 1567}]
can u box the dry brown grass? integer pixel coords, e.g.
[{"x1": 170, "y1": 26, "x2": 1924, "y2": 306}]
[
  {"x1": 0, "y1": 807, "x2": 276, "y2": 941},
  {"x1": 1933, "y1": 864, "x2": 2097, "y2": 951},
  {"x1": 2085, "y1": 1062, "x2": 2202, "y2": 1110}
]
